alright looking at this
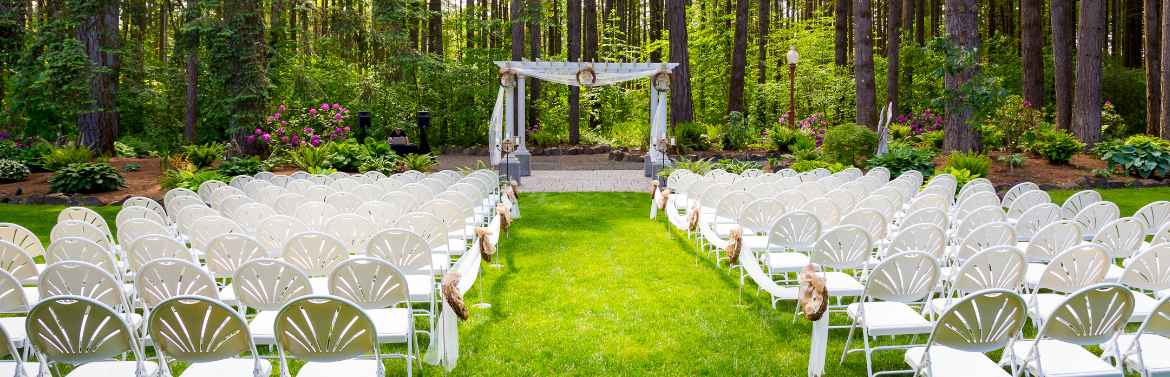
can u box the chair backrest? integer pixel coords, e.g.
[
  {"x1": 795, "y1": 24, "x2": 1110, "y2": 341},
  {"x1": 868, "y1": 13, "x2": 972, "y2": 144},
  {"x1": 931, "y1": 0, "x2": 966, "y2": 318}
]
[
  {"x1": 0, "y1": 239, "x2": 39, "y2": 284},
  {"x1": 1025, "y1": 220, "x2": 1084, "y2": 263},
  {"x1": 189, "y1": 215, "x2": 244, "y2": 252},
  {"x1": 273, "y1": 193, "x2": 309, "y2": 215},
  {"x1": 198, "y1": 180, "x2": 228, "y2": 203},
  {"x1": 855, "y1": 195, "x2": 898, "y2": 221},
  {"x1": 366, "y1": 229, "x2": 433, "y2": 275},
  {"x1": 839, "y1": 209, "x2": 888, "y2": 241},
  {"x1": 773, "y1": 189, "x2": 807, "y2": 207},
  {"x1": 50, "y1": 220, "x2": 111, "y2": 251},
  {"x1": 255, "y1": 215, "x2": 311, "y2": 253},
  {"x1": 46, "y1": 237, "x2": 120, "y2": 278},
  {"x1": 353, "y1": 201, "x2": 406, "y2": 229},
  {"x1": 401, "y1": 183, "x2": 434, "y2": 203},
  {"x1": 149, "y1": 295, "x2": 259, "y2": 364},
  {"x1": 0, "y1": 223, "x2": 45, "y2": 258},
  {"x1": 325, "y1": 192, "x2": 364, "y2": 213},
  {"x1": 1061, "y1": 189, "x2": 1103, "y2": 219},
  {"x1": 822, "y1": 189, "x2": 857, "y2": 213},
  {"x1": 1135, "y1": 201, "x2": 1170, "y2": 235},
  {"x1": 282, "y1": 232, "x2": 350, "y2": 277},
  {"x1": 324, "y1": 213, "x2": 378, "y2": 252},
  {"x1": 1135, "y1": 295, "x2": 1170, "y2": 340},
  {"x1": 800, "y1": 198, "x2": 841, "y2": 228},
  {"x1": 205, "y1": 234, "x2": 268, "y2": 278},
  {"x1": 58, "y1": 207, "x2": 113, "y2": 240},
  {"x1": 422, "y1": 199, "x2": 468, "y2": 237},
  {"x1": 380, "y1": 191, "x2": 419, "y2": 212},
  {"x1": 0, "y1": 268, "x2": 29, "y2": 313},
  {"x1": 1091, "y1": 217, "x2": 1145, "y2": 259},
  {"x1": 231, "y1": 202, "x2": 277, "y2": 232},
  {"x1": 1014, "y1": 203, "x2": 1061, "y2": 241},
  {"x1": 116, "y1": 205, "x2": 170, "y2": 230},
  {"x1": 898, "y1": 208, "x2": 948, "y2": 230},
  {"x1": 274, "y1": 296, "x2": 381, "y2": 368},
  {"x1": 328, "y1": 257, "x2": 410, "y2": 310},
  {"x1": 116, "y1": 217, "x2": 170, "y2": 247},
  {"x1": 176, "y1": 205, "x2": 218, "y2": 236},
  {"x1": 810, "y1": 225, "x2": 873, "y2": 270},
  {"x1": 1074, "y1": 201, "x2": 1121, "y2": 238},
  {"x1": 955, "y1": 191, "x2": 1000, "y2": 218},
  {"x1": 1039, "y1": 283, "x2": 1133, "y2": 345},
  {"x1": 1119, "y1": 243, "x2": 1170, "y2": 292},
  {"x1": 39, "y1": 261, "x2": 127, "y2": 309},
  {"x1": 713, "y1": 191, "x2": 755, "y2": 223},
  {"x1": 233, "y1": 258, "x2": 313, "y2": 311},
  {"x1": 885, "y1": 223, "x2": 946, "y2": 259},
  {"x1": 863, "y1": 251, "x2": 939, "y2": 303},
  {"x1": 737, "y1": 198, "x2": 787, "y2": 234},
  {"x1": 1155, "y1": 222, "x2": 1170, "y2": 245},
  {"x1": 1035, "y1": 244, "x2": 1110, "y2": 293},
  {"x1": 765, "y1": 211, "x2": 822, "y2": 250},
  {"x1": 951, "y1": 246, "x2": 1026, "y2": 294},
  {"x1": 295, "y1": 201, "x2": 342, "y2": 230},
  {"x1": 394, "y1": 212, "x2": 447, "y2": 250},
  {"x1": 927, "y1": 289, "x2": 1027, "y2": 353},
  {"x1": 1001, "y1": 182, "x2": 1040, "y2": 208},
  {"x1": 27, "y1": 295, "x2": 144, "y2": 367},
  {"x1": 167, "y1": 195, "x2": 207, "y2": 222},
  {"x1": 954, "y1": 222, "x2": 1016, "y2": 263},
  {"x1": 1006, "y1": 190, "x2": 1051, "y2": 220},
  {"x1": 906, "y1": 194, "x2": 949, "y2": 214},
  {"x1": 954, "y1": 205, "x2": 1006, "y2": 238},
  {"x1": 122, "y1": 196, "x2": 168, "y2": 224},
  {"x1": 136, "y1": 258, "x2": 219, "y2": 308}
]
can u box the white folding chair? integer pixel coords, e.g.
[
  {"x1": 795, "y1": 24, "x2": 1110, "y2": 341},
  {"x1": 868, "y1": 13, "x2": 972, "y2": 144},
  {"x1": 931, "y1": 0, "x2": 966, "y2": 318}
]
[
  {"x1": 1104, "y1": 294, "x2": 1170, "y2": 376},
  {"x1": 926, "y1": 246, "x2": 1025, "y2": 316},
  {"x1": 1013, "y1": 203, "x2": 1061, "y2": 242},
  {"x1": 274, "y1": 295, "x2": 388, "y2": 377},
  {"x1": 281, "y1": 232, "x2": 350, "y2": 287},
  {"x1": 148, "y1": 295, "x2": 272, "y2": 377},
  {"x1": 1024, "y1": 244, "x2": 1111, "y2": 326},
  {"x1": 328, "y1": 258, "x2": 419, "y2": 373},
  {"x1": 232, "y1": 258, "x2": 313, "y2": 345},
  {"x1": 757, "y1": 211, "x2": 821, "y2": 280},
  {"x1": 1135, "y1": 201, "x2": 1170, "y2": 236},
  {"x1": 324, "y1": 213, "x2": 378, "y2": 253},
  {"x1": 1008, "y1": 284, "x2": 1133, "y2": 377},
  {"x1": 57, "y1": 207, "x2": 113, "y2": 243},
  {"x1": 1075, "y1": 201, "x2": 1121, "y2": 240},
  {"x1": 1061, "y1": 189, "x2": 1103, "y2": 219},
  {"x1": 0, "y1": 240, "x2": 40, "y2": 285},
  {"x1": 26, "y1": 295, "x2": 158, "y2": 376},
  {"x1": 905, "y1": 289, "x2": 1027, "y2": 377},
  {"x1": 1117, "y1": 244, "x2": 1170, "y2": 323},
  {"x1": 842, "y1": 251, "x2": 940, "y2": 377},
  {"x1": 255, "y1": 215, "x2": 311, "y2": 257}
]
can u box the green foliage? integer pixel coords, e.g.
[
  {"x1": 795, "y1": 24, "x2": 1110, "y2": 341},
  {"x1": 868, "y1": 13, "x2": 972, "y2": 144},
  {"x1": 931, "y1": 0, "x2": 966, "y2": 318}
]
[
  {"x1": 790, "y1": 159, "x2": 846, "y2": 173},
  {"x1": 1092, "y1": 168, "x2": 1113, "y2": 179},
  {"x1": 286, "y1": 145, "x2": 332, "y2": 173},
  {"x1": 865, "y1": 146, "x2": 936, "y2": 177},
  {"x1": 674, "y1": 122, "x2": 710, "y2": 153},
  {"x1": 1100, "y1": 101, "x2": 1128, "y2": 138},
  {"x1": 936, "y1": 166, "x2": 979, "y2": 188},
  {"x1": 997, "y1": 153, "x2": 1026, "y2": 170},
  {"x1": 716, "y1": 159, "x2": 763, "y2": 174},
  {"x1": 161, "y1": 167, "x2": 228, "y2": 191},
  {"x1": 398, "y1": 153, "x2": 438, "y2": 172},
  {"x1": 324, "y1": 141, "x2": 372, "y2": 172},
  {"x1": 49, "y1": 163, "x2": 126, "y2": 194},
  {"x1": 821, "y1": 123, "x2": 877, "y2": 166},
  {"x1": 0, "y1": 160, "x2": 31, "y2": 183},
  {"x1": 115, "y1": 135, "x2": 156, "y2": 158},
  {"x1": 217, "y1": 157, "x2": 263, "y2": 177},
  {"x1": 984, "y1": 95, "x2": 1042, "y2": 153},
  {"x1": 114, "y1": 142, "x2": 137, "y2": 158},
  {"x1": 1031, "y1": 128, "x2": 1085, "y2": 165},
  {"x1": 359, "y1": 156, "x2": 400, "y2": 175},
  {"x1": 942, "y1": 152, "x2": 991, "y2": 178},
  {"x1": 183, "y1": 144, "x2": 226, "y2": 169},
  {"x1": 722, "y1": 112, "x2": 751, "y2": 151},
  {"x1": 671, "y1": 157, "x2": 718, "y2": 175},
  {"x1": 769, "y1": 125, "x2": 815, "y2": 154},
  {"x1": 1101, "y1": 134, "x2": 1170, "y2": 178},
  {"x1": 916, "y1": 130, "x2": 945, "y2": 151},
  {"x1": 123, "y1": 163, "x2": 142, "y2": 172},
  {"x1": 42, "y1": 145, "x2": 94, "y2": 171}
]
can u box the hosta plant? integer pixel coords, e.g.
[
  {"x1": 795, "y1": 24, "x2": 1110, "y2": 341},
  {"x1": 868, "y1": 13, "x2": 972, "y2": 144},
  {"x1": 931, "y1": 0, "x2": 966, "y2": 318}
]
[{"x1": 49, "y1": 163, "x2": 126, "y2": 194}]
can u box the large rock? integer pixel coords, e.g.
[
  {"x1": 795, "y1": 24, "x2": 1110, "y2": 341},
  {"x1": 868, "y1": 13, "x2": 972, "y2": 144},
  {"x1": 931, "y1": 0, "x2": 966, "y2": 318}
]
[
  {"x1": 40, "y1": 193, "x2": 70, "y2": 205},
  {"x1": 609, "y1": 150, "x2": 626, "y2": 161},
  {"x1": 590, "y1": 144, "x2": 612, "y2": 154},
  {"x1": 627, "y1": 154, "x2": 645, "y2": 163},
  {"x1": 545, "y1": 147, "x2": 564, "y2": 156},
  {"x1": 566, "y1": 146, "x2": 585, "y2": 155}
]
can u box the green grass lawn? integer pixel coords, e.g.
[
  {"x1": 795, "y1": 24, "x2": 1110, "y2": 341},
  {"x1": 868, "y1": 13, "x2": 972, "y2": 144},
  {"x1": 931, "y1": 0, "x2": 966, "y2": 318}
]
[{"x1": 1, "y1": 188, "x2": 1168, "y2": 375}]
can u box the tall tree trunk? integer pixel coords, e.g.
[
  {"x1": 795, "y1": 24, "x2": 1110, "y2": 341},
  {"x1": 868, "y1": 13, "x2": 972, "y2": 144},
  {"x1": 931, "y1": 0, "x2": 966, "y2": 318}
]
[
  {"x1": 568, "y1": 0, "x2": 581, "y2": 143},
  {"x1": 1052, "y1": 0, "x2": 1076, "y2": 130},
  {"x1": 943, "y1": 0, "x2": 980, "y2": 152},
  {"x1": 649, "y1": 0, "x2": 662, "y2": 61},
  {"x1": 429, "y1": 0, "x2": 443, "y2": 54},
  {"x1": 728, "y1": 0, "x2": 747, "y2": 113},
  {"x1": 914, "y1": 0, "x2": 924, "y2": 44},
  {"x1": 886, "y1": 0, "x2": 902, "y2": 113},
  {"x1": 529, "y1": 0, "x2": 541, "y2": 129},
  {"x1": 466, "y1": 0, "x2": 475, "y2": 49},
  {"x1": 930, "y1": 0, "x2": 939, "y2": 38},
  {"x1": 182, "y1": 0, "x2": 199, "y2": 142},
  {"x1": 1074, "y1": 0, "x2": 1106, "y2": 145},
  {"x1": 854, "y1": 0, "x2": 877, "y2": 128},
  {"x1": 158, "y1": 0, "x2": 168, "y2": 63},
  {"x1": 290, "y1": 0, "x2": 298, "y2": 49},
  {"x1": 1147, "y1": 0, "x2": 1161, "y2": 135},
  {"x1": 1160, "y1": 0, "x2": 1170, "y2": 137},
  {"x1": 1124, "y1": 0, "x2": 1142, "y2": 67},
  {"x1": 0, "y1": 0, "x2": 25, "y2": 117},
  {"x1": 223, "y1": 0, "x2": 269, "y2": 154},
  {"x1": 668, "y1": 0, "x2": 694, "y2": 126},
  {"x1": 1021, "y1": 0, "x2": 1045, "y2": 109},
  {"x1": 584, "y1": 0, "x2": 597, "y2": 61},
  {"x1": 271, "y1": 0, "x2": 285, "y2": 47},
  {"x1": 77, "y1": 0, "x2": 121, "y2": 154},
  {"x1": 834, "y1": 0, "x2": 848, "y2": 66},
  {"x1": 757, "y1": 0, "x2": 769, "y2": 83},
  {"x1": 511, "y1": 0, "x2": 523, "y2": 59}
]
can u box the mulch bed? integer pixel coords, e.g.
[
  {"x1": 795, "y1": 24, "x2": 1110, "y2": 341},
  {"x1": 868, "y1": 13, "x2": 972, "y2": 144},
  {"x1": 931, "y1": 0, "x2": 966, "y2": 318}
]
[{"x1": 0, "y1": 157, "x2": 164, "y2": 205}]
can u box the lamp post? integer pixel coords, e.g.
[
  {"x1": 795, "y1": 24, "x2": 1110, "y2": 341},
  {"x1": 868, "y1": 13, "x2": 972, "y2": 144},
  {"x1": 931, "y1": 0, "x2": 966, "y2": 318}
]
[{"x1": 787, "y1": 46, "x2": 799, "y2": 129}]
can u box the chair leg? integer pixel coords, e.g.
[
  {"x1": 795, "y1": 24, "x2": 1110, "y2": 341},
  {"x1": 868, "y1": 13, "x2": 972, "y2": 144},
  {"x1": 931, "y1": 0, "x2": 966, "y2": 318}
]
[
  {"x1": 840, "y1": 322, "x2": 857, "y2": 365},
  {"x1": 862, "y1": 328, "x2": 874, "y2": 377}
]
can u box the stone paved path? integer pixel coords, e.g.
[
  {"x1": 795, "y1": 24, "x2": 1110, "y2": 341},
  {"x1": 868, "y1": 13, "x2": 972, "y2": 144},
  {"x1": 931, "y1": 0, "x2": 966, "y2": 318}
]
[{"x1": 518, "y1": 170, "x2": 651, "y2": 192}]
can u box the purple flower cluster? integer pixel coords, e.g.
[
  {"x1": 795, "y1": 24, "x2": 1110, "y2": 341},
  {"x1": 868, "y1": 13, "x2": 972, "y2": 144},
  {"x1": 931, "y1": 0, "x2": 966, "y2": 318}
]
[
  {"x1": 896, "y1": 109, "x2": 944, "y2": 135},
  {"x1": 796, "y1": 112, "x2": 830, "y2": 146},
  {"x1": 252, "y1": 102, "x2": 352, "y2": 148}
]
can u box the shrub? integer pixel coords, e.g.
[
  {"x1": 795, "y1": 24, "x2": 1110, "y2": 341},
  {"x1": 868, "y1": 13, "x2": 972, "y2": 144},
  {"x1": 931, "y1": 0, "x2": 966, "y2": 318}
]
[
  {"x1": 399, "y1": 153, "x2": 438, "y2": 172},
  {"x1": 0, "y1": 142, "x2": 17, "y2": 160},
  {"x1": 916, "y1": 130, "x2": 944, "y2": 151},
  {"x1": 997, "y1": 153, "x2": 1026, "y2": 170},
  {"x1": 49, "y1": 163, "x2": 126, "y2": 194},
  {"x1": 117, "y1": 136, "x2": 155, "y2": 157},
  {"x1": 722, "y1": 111, "x2": 752, "y2": 150},
  {"x1": 1031, "y1": 128, "x2": 1084, "y2": 165},
  {"x1": 42, "y1": 145, "x2": 94, "y2": 171},
  {"x1": 717, "y1": 159, "x2": 763, "y2": 174},
  {"x1": 821, "y1": 123, "x2": 877, "y2": 166},
  {"x1": 942, "y1": 152, "x2": 991, "y2": 177},
  {"x1": 114, "y1": 141, "x2": 137, "y2": 158},
  {"x1": 1100, "y1": 101, "x2": 1128, "y2": 138},
  {"x1": 789, "y1": 159, "x2": 846, "y2": 173},
  {"x1": 936, "y1": 166, "x2": 978, "y2": 188},
  {"x1": 123, "y1": 163, "x2": 141, "y2": 172},
  {"x1": 984, "y1": 95, "x2": 1042, "y2": 153},
  {"x1": 183, "y1": 144, "x2": 226, "y2": 169},
  {"x1": 865, "y1": 146, "x2": 936, "y2": 177},
  {"x1": 325, "y1": 141, "x2": 372, "y2": 172},
  {"x1": 161, "y1": 167, "x2": 228, "y2": 191},
  {"x1": 671, "y1": 157, "x2": 717, "y2": 175},
  {"x1": 674, "y1": 122, "x2": 710, "y2": 152},
  {"x1": 0, "y1": 159, "x2": 31, "y2": 183},
  {"x1": 769, "y1": 126, "x2": 816, "y2": 154},
  {"x1": 1102, "y1": 135, "x2": 1170, "y2": 178},
  {"x1": 218, "y1": 157, "x2": 264, "y2": 177},
  {"x1": 0, "y1": 139, "x2": 52, "y2": 171},
  {"x1": 359, "y1": 156, "x2": 399, "y2": 175},
  {"x1": 286, "y1": 145, "x2": 332, "y2": 173},
  {"x1": 362, "y1": 137, "x2": 395, "y2": 159}
]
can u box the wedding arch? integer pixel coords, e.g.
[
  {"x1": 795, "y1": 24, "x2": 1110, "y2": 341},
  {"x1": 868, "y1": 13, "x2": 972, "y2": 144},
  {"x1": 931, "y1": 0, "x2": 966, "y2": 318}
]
[{"x1": 489, "y1": 61, "x2": 679, "y2": 178}]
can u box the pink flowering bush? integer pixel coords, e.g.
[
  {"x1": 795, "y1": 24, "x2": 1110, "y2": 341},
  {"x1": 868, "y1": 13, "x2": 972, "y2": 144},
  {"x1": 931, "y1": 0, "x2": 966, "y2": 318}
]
[
  {"x1": 778, "y1": 112, "x2": 831, "y2": 146},
  {"x1": 251, "y1": 102, "x2": 352, "y2": 150},
  {"x1": 893, "y1": 109, "x2": 944, "y2": 136}
]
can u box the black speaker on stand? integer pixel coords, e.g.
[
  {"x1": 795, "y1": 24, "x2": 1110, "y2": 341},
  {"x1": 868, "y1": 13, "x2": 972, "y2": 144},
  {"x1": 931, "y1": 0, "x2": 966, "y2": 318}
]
[
  {"x1": 356, "y1": 112, "x2": 372, "y2": 141},
  {"x1": 416, "y1": 111, "x2": 431, "y2": 154}
]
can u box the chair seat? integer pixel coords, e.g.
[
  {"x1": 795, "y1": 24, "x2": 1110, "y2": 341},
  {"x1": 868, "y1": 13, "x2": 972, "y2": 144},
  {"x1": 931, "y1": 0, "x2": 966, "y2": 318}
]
[
  {"x1": 248, "y1": 311, "x2": 278, "y2": 344},
  {"x1": 296, "y1": 359, "x2": 381, "y2": 377},
  {"x1": 218, "y1": 285, "x2": 239, "y2": 306},
  {"x1": 0, "y1": 317, "x2": 26, "y2": 344},
  {"x1": 63, "y1": 361, "x2": 160, "y2": 377},
  {"x1": 1023, "y1": 293, "x2": 1067, "y2": 323},
  {"x1": 181, "y1": 358, "x2": 273, "y2": 377},
  {"x1": 904, "y1": 346, "x2": 1011, "y2": 377},
  {"x1": 821, "y1": 271, "x2": 864, "y2": 297},
  {"x1": 0, "y1": 362, "x2": 38, "y2": 377},
  {"x1": 1129, "y1": 292, "x2": 1160, "y2": 323},
  {"x1": 847, "y1": 302, "x2": 933, "y2": 337},
  {"x1": 366, "y1": 307, "x2": 412, "y2": 342},
  {"x1": 922, "y1": 297, "x2": 959, "y2": 317},
  {"x1": 1010, "y1": 339, "x2": 1121, "y2": 377},
  {"x1": 405, "y1": 274, "x2": 435, "y2": 302},
  {"x1": 763, "y1": 252, "x2": 810, "y2": 274},
  {"x1": 1106, "y1": 334, "x2": 1170, "y2": 374}
]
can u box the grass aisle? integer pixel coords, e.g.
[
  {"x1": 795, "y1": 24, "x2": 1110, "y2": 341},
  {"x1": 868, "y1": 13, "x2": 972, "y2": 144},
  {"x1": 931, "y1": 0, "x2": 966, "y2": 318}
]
[{"x1": 451, "y1": 192, "x2": 902, "y2": 376}]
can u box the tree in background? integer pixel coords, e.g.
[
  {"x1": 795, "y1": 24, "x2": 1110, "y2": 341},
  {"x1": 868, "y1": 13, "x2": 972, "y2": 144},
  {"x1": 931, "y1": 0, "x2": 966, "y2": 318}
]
[
  {"x1": 1020, "y1": 0, "x2": 1044, "y2": 110},
  {"x1": 1073, "y1": 0, "x2": 1105, "y2": 145},
  {"x1": 853, "y1": 0, "x2": 876, "y2": 128},
  {"x1": 668, "y1": 0, "x2": 693, "y2": 126},
  {"x1": 76, "y1": 0, "x2": 122, "y2": 154},
  {"x1": 1052, "y1": 0, "x2": 1075, "y2": 131},
  {"x1": 943, "y1": 0, "x2": 980, "y2": 152}
]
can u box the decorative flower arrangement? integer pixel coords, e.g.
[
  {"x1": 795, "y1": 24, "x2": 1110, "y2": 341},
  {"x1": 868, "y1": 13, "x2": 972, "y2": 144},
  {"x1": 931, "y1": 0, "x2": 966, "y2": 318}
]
[
  {"x1": 780, "y1": 112, "x2": 831, "y2": 147},
  {"x1": 252, "y1": 102, "x2": 352, "y2": 148},
  {"x1": 894, "y1": 109, "x2": 944, "y2": 136}
]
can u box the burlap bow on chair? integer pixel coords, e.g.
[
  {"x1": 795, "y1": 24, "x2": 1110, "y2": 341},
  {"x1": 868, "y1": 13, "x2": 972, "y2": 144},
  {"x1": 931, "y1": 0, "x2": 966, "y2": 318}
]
[
  {"x1": 504, "y1": 181, "x2": 520, "y2": 202},
  {"x1": 649, "y1": 180, "x2": 659, "y2": 196},
  {"x1": 441, "y1": 272, "x2": 469, "y2": 321},
  {"x1": 686, "y1": 205, "x2": 700, "y2": 231},
  {"x1": 724, "y1": 226, "x2": 743, "y2": 265},
  {"x1": 799, "y1": 264, "x2": 829, "y2": 321},
  {"x1": 496, "y1": 204, "x2": 512, "y2": 231},
  {"x1": 476, "y1": 227, "x2": 495, "y2": 262},
  {"x1": 657, "y1": 189, "x2": 670, "y2": 210}
]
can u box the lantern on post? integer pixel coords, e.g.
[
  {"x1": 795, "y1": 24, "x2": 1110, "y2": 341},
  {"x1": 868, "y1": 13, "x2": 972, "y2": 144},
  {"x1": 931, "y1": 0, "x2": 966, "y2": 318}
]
[{"x1": 786, "y1": 46, "x2": 799, "y2": 129}]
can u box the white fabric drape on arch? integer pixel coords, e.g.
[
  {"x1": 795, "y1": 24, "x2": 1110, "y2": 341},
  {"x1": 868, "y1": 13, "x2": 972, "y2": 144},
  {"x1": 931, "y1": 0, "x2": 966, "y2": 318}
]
[{"x1": 488, "y1": 87, "x2": 506, "y2": 165}]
